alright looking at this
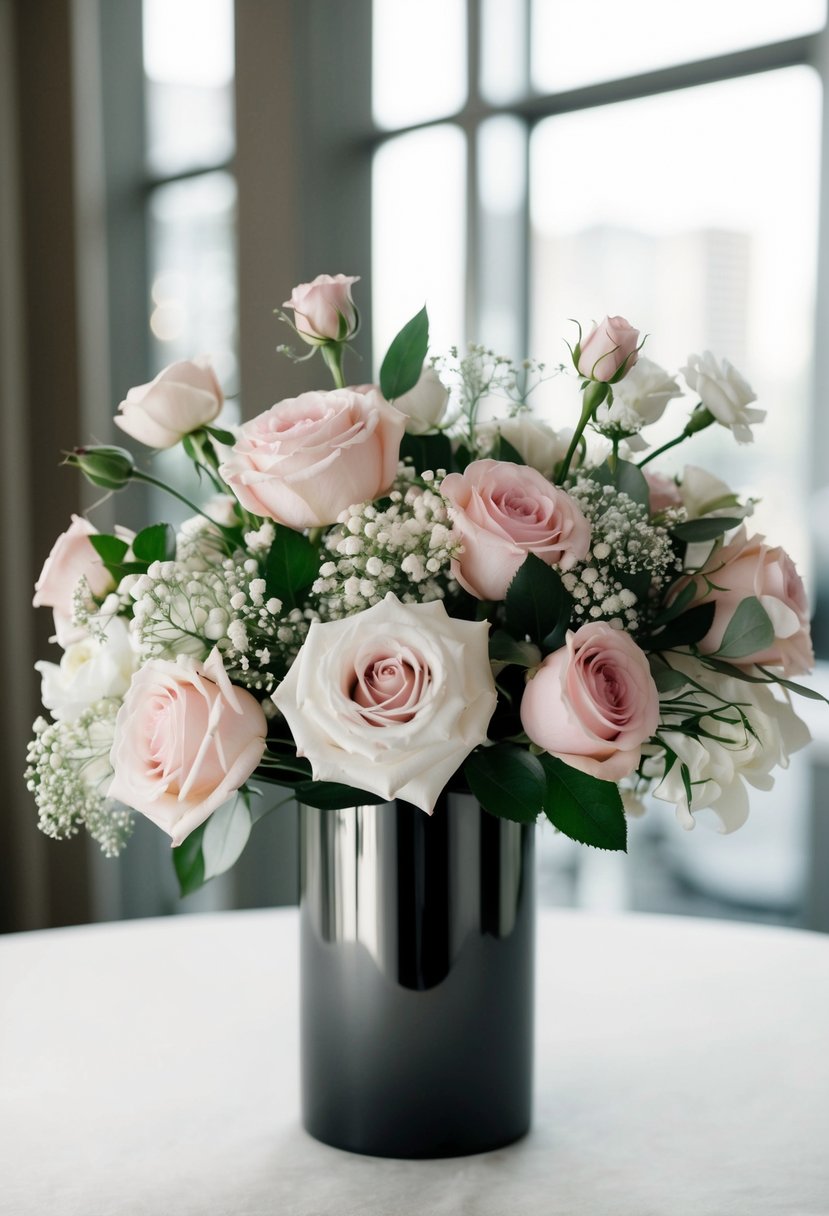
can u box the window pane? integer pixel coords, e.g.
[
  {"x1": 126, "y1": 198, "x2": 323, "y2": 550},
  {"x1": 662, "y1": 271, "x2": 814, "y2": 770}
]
[
  {"x1": 532, "y1": 0, "x2": 826, "y2": 92},
  {"x1": 373, "y1": 125, "x2": 466, "y2": 365},
  {"x1": 143, "y1": 0, "x2": 235, "y2": 174},
  {"x1": 481, "y1": 0, "x2": 528, "y2": 104},
  {"x1": 477, "y1": 116, "x2": 528, "y2": 357},
  {"x1": 148, "y1": 171, "x2": 238, "y2": 392},
  {"x1": 373, "y1": 0, "x2": 467, "y2": 128}
]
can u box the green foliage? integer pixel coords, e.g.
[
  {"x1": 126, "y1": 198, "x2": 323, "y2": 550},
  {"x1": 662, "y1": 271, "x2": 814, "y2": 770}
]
[
  {"x1": 173, "y1": 823, "x2": 207, "y2": 897},
  {"x1": 591, "y1": 457, "x2": 650, "y2": 508},
  {"x1": 642, "y1": 603, "x2": 715, "y2": 652},
  {"x1": 505, "y1": 554, "x2": 573, "y2": 653},
  {"x1": 132, "y1": 523, "x2": 176, "y2": 564},
  {"x1": 399, "y1": 431, "x2": 453, "y2": 478},
  {"x1": 714, "y1": 596, "x2": 774, "y2": 659},
  {"x1": 488, "y1": 630, "x2": 542, "y2": 669},
  {"x1": 539, "y1": 755, "x2": 627, "y2": 851},
  {"x1": 264, "y1": 525, "x2": 320, "y2": 609},
  {"x1": 464, "y1": 744, "x2": 545, "y2": 823},
  {"x1": 671, "y1": 516, "x2": 743, "y2": 543},
  {"x1": 379, "y1": 306, "x2": 429, "y2": 401}
]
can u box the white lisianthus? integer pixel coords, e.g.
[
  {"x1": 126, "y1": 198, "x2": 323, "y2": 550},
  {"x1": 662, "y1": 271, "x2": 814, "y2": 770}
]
[
  {"x1": 649, "y1": 657, "x2": 810, "y2": 833},
  {"x1": 681, "y1": 351, "x2": 765, "y2": 443},
  {"x1": 272, "y1": 593, "x2": 497, "y2": 814},
  {"x1": 678, "y1": 465, "x2": 751, "y2": 520},
  {"x1": 595, "y1": 357, "x2": 682, "y2": 449},
  {"x1": 393, "y1": 365, "x2": 450, "y2": 435},
  {"x1": 475, "y1": 415, "x2": 572, "y2": 480},
  {"x1": 36, "y1": 615, "x2": 138, "y2": 722}
]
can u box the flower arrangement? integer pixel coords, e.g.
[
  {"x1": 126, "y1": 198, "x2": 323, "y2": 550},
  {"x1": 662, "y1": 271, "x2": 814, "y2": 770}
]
[{"x1": 26, "y1": 274, "x2": 822, "y2": 893}]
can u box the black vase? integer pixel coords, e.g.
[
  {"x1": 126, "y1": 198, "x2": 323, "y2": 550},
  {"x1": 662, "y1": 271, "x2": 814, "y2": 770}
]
[{"x1": 299, "y1": 792, "x2": 535, "y2": 1158}]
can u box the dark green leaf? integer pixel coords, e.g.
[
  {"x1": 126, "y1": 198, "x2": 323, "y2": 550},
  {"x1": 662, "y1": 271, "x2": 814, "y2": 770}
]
[
  {"x1": 464, "y1": 744, "x2": 545, "y2": 823},
  {"x1": 651, "y1": 665, "x2": 690, "y2": 693},
  {"x1": 453, "y1": 443, "x2": 473, "y2": 473},
  {"x1": 757, "y1": 668, "x2": 829, "y2": 704},
  {"x1": 591, "y1": 458, "x2": 650, "y2": 508},
  {"x1": 294, "y1": 781, "x2": 389, "y2": 810},
  {"x1": 671, "y1": 516, "x2": 742, "y2": 543},
  {"x1": 489, "y1": 630, "x2": 542, "y2": 668},
  {"x1": 399, "y1": 431, "x2": 453, "y2": 477},
  {"x1": 89, "y1": 534, "x2": 129, "y2": 566},
  {"x1": 379, "y1": 305, "x2": 429, "y2": 401},
  {"x1": 651, "y1": 580, "x2": 698, "y2": 627},
  {"x1": 493, "y1": 434, "x2": 525, "y2": 465},
  {"x1": 539, "y1": 754, "x2": 627, "y2": 851},
  {"x1": 505, "y1": 554, "x2": 573, "y2": 652},
  {"x1": 644, "y1": 603, "x2": 715, "y2": 651},
  {"x1": 205, "y1": 424, "x2": 237, "y2": 446},
  {"x1": 173, "y1": 823, "x2": 207, "y2": 897},
  {"x1": 264, "y1": 525, "x2": 320, "y2": 609},
  {"x1": 714, "y1": 596, "x2": 774, "y2": 660},
  {"x1": 132, "y1": 523, "x2": 176, "y2": 564}
]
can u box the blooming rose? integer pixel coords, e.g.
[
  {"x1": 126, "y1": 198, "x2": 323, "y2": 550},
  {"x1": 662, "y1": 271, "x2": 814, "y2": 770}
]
[
  {"x1": 680, "y1": 526, "x2": 813, "y2": 675},
  {"x1": 578, "y1": 315, "x2": 640, "y2": 382},
  {"x1": 271, "y1": 594, "x2": 496, "y2": 814},
  {"x1": 36, "y1": 615, "x2": 137, "y2": 722},
  {"x1": 440, "y1": 459, "x2": 591, "y2": 601},
  {"x1": 283, "y1": 273, "x2": 360, "y2": 344},
  {"x1": 520, "y1": 622, "x2": 659, "y2": 781},
  {"x1": 476, "y1": 416, "x2": 572, "y2": 480},
  {"x1": 644, "y1": 470, "x2": 682, "y2": 515},
  {"x1": 33, "y1": 515, "x2": 116, "y2": 647},
  {"x1": 677, "y1": 465, "x2": 749, "y2": 520},
  {"x1": 681, "y1": 351, "x2": 764, "y2": 443},
  {"x1": 393, "y1": 365, "x2": 449, "y2": 434},
  {"x1": 114, "y1": 358, "x2": 223, "y2": 449},
  {"x1": 219, "y1": 388, "x2": 406, "y2": 529},
  {"x1": 108, "y1": 649, "x2": 267, "y2": 845},
  {"x1": 649, "y1": 656, "x2": 810, "y2": 832}
]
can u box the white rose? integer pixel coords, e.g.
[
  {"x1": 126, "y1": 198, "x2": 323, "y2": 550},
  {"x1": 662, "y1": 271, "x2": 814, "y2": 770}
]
[
  {"x1": 476, "y1": 416, "x2": 572, "y2": 480},
  {"x1": 36, "y1": 615, "x2": 138, "y2": 722},
  {"x1": 114, "y1": 358, "x2": 223, "y2": 449},
  {"x1": 681, "y1": 351, "x2": 765, "y2": 443},
  {"x1": 648, "y1": 657, "x2": 810, "y2": 833},
  {"x1": 271, "y1": 593, "x2": 497, "y2": 813},
  {"x1": 393, "y1": 365, "x2": 449, "y2": 435},
  {"x1": 678, "y1": 465, "x2": 751, "y2": 520},
  {"x1": 595, "y1": 356, "x2": 682, "y2": 448}
]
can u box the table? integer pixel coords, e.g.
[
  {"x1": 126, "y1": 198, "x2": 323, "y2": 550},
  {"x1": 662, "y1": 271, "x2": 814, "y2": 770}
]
[{"x1": 1, "y1": 908, "x2": 827, "y2": 1216}]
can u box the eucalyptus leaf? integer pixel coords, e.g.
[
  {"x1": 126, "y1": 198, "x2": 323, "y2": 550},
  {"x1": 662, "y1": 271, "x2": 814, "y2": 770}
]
[
  {"x1": 464, "y1": 744, "x2": 544, "y2": 823},
  {"x1": 505, "y1": 554, "x2": 573, "y2": 652},
  {"x1": 671, "y1": 516, "x2": 742, "y2": 543},
  {"x1": 591, "y1": 458, "x2": 650, "y2": 508},
  {"x1": 202, "y1": 795, "x2": 253, "y2": 881},
  {"x1": 651, "y1": 665, "x2": 690, "y2": 694},
  {"x1": 264, "y1": 525, "x2": 320, "y2": 609},
  {"x1": 539, "y1": 755, "x2": 627, "y2": 851},
  {"x1": 714, "y1": 596, "x2": 774, "y2": 660},
  {"x1": 379, "y1": 306, "x2": 429, "y2": 401},
  {"x1": 173, "y1": 823, "x2": 207, "y2": 897}
]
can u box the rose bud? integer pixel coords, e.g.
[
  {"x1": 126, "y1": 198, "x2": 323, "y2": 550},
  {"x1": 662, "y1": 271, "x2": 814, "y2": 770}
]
[
  {"x1": 283, "y1": 273, "x2": 360, "y2": 345},
  {"x1": 114, "y1": 358, "x2": 223, "y2": 450},
  {"x1": 66, "y1": 445, "x2": 135, "y2": 490},
  {"x1": 577, "y1": 315, "x2": 640, "y2": 383}
]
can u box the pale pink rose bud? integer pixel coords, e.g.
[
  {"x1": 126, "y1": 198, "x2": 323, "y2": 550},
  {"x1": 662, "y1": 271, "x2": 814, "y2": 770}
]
[
  {"x1": 644, "y1": 470, "x2": 682, "y2": 515},
  {"x1": 114, "y1": 358, "x2": 223, "y2": 449},
  {"x1": 283, "y1": 273, "x2": 360, "y2": 344},
  {"x1": 520, "y1": 623, "x2": 659, "y2": 781},
  {"x1": 33, "y1": 515, "x2": 115, "y2": 647},
  {"x1": 577, "y1": 315, "x2": 640, "y2": 383},
  {"x1": 219, "y1": 387, "x2": 406, "y2": 529},
  {"x1": 440, "y1": 460, "x2": 591, "y2": 601},
  {"x1": 108, "y1": 649, "x2": 268, "y2": 846},
  {"x1": 677, "y1": 527, "x2": 814, "y2": 676}
]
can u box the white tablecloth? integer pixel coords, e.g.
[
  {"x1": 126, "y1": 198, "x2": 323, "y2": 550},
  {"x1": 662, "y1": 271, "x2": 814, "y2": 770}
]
[{"x1": 1, "y1": 907, "x2": 827, "y2": 1216}]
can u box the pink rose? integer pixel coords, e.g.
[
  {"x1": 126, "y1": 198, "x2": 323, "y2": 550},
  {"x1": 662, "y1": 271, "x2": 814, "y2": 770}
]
[
  {"x1": 644, "y1": 470, "x2": 682, "y2": 515},
  {"x1": 520, "y1": 622, "x2": 659, "y2": 781},
  {"x1": 680, "y1": 527, "x2": 814, "y2": 675},
  {"x1": 33, "y1": 515, "x2": 115, "y2": 646},
  {"x1": 219, "y1": 388, "x2": 406, "y2": 529},
  {"x1": 114, "y1": 358, "x2": 223, "y2": 449},
  {"x1": 283, "y1": 273, "x2": 360, "y2": 344},
  {"x1": 108, "y1": 649, "x2": 267, "y2": 846},
  {"x1": 578, "y1": 315, "x2": 640, "y2": 382},
  {"x1": 440, "y1": 460, "x2": 591, "y2": 601}
]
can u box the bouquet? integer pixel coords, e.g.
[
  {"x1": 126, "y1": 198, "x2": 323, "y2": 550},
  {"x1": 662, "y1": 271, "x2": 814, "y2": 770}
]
[{"x1": 26, "y1": 274, "x2": 821, "y2": 894}]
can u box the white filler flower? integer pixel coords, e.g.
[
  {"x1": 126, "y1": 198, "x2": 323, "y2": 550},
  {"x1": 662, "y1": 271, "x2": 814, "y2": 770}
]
[{"x1": 272, "y1": 593, "x2": 497, "y2": 813}]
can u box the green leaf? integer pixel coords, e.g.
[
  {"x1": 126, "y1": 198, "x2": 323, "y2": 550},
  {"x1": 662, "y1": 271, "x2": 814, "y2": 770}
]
[
  {"x1": 505, "y1": 554, "x2": 573, "y2": 652},
  {"x1": 89, "y1": 534, "x2": 130, "y2": 566},
  {"x1": 399, "y1": 431, "x2": 453, "y2": 477},
  {"x1": 671, "y1": 516, "x2": 742, "y2": 543},
  {"x1": 651, "y1": 580, "x2": 698, "y2": 627},
  {"x1": 264, "y1": 525, "x2": 320, "y2": 609},
  {"x1": 132, "y1": 523, "x2": 176, "y2": 564},
  {"x1": 379, "y1": 305, "x2": 429, "y2": 400},
  {"x1": 539, "y1": 754, "x2": 627, "y2": 851},
  {"x1": 453, "y1": 443, "x2": 473, "y2": 473},
  {"x1": 757, "y1": 668, "x2": 829, "y2": 704},
  {"x1": 204, "y1": 424, "x2": 237, "y2": 446},
  {"x1": 493, "y1": 434, "x2": 525, "y2": 465},
  {"x1": 202, "y1": 794, "x2": 252, "y2": 881},
  {"x1": 651, "y1": 664, "x2": 690, "y2": 693},
  {"x1": 293, "y1": 780, "x2": 389, "y2": 810},
  {"x1": 173, "y1": 824, "x2": 207, "y2": 897},
  {"x1": 489, "y1": 630, "x2": 542, "y2": 668},
  {"x1": 644, "y1": 602, "x2": 715, "y2": 651},
  {"x1": 464, "y1": 744, "x2": 545, "y2": 823},
  {"x1": 714, "y1": 596, "x2": 774, "y2": 659},
  {"x1": 592, "y1": 458, "x2": 650, "y2": 508}
]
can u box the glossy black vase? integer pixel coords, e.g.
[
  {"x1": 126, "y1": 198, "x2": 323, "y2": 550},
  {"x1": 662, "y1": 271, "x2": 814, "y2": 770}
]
[{"x1": 300, "y1": 793, "x2": 535, "y2": 1158}]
